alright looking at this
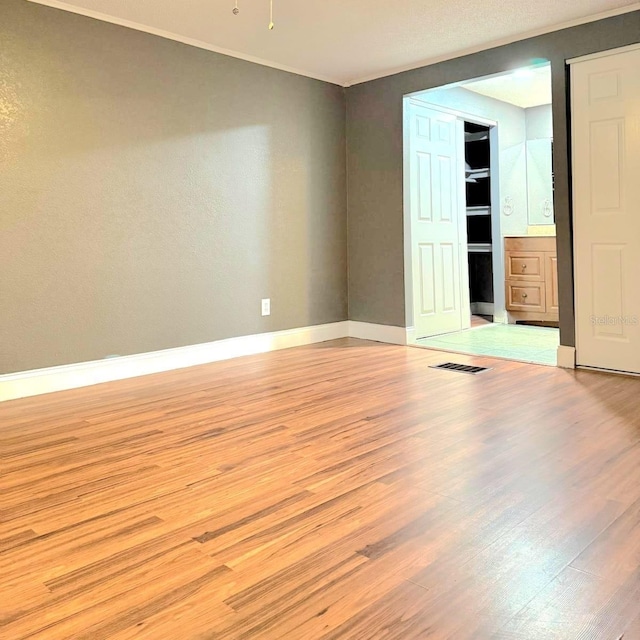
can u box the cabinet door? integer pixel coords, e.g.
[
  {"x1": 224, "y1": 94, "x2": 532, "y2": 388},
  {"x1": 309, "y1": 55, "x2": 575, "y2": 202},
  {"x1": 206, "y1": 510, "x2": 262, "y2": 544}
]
[{"x1": 545, "y1": 253, "x2": 559, "y2": 314}]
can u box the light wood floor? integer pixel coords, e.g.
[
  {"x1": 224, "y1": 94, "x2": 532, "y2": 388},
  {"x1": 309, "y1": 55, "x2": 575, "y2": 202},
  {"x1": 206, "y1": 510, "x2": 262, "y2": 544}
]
[
  {"x1": 1, "y1": 338, "x2": 640, "y2": 639},
  {"x1": 471, "y1": 314, "x2": 493, "y2": 327}
]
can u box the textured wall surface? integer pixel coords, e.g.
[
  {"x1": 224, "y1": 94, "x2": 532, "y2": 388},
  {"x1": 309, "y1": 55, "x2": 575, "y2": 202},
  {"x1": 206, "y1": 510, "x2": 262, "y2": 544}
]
[
  {"x1": 346, "y1": 11, "x2": 640, "y2": 346},
  {"x1": 0, "y1": 0, "x2": 347, "y2": 373}
]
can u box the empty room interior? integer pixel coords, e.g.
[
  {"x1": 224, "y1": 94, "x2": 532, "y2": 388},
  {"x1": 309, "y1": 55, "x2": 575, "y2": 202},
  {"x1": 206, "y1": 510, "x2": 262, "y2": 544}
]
[{"x1": 1, "y1": 0, "x2": 640, "y2": 638}]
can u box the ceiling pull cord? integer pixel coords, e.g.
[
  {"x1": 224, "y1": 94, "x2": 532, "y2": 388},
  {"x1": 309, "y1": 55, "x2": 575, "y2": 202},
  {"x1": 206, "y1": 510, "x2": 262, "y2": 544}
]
[{"x1": 232, "y1": 0, "x2": 273, "y2": 30}]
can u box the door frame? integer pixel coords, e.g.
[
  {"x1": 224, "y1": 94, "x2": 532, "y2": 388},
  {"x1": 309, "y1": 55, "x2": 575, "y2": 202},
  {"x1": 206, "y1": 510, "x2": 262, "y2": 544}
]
[
  {"x1": 567, "y1": 42, "x2": 640, "y2": 66},
  {"x1": 403, "y1": 96, "x2": 502, "y2": 344}
]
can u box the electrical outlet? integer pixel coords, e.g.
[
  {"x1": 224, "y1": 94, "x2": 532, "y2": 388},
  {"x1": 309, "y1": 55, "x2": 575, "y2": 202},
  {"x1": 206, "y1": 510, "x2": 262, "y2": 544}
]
[{"x1": 261, "y1": 298, "x2": 271, "y2": 316}]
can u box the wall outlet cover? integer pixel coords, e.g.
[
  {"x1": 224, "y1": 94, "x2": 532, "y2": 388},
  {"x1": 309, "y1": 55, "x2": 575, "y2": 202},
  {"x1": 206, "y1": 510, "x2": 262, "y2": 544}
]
[{"x1": 261, "y1": 298, "x2": 271, "y2": 316}]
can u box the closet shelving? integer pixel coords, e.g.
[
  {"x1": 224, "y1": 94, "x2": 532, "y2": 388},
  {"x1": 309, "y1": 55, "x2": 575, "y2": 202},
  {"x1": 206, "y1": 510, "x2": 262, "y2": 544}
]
[
  {"x1": 466, "y1": 168, "x2": 490, "y2": 181},
  {"x1": 466, "y1": 205, "x2": 491, "y2": 216},
  {"x1": 465, "y1": 122, "x2": 494, "y2": 312},
  {"x1": 467, "y1": 242, "x2": 492, "y2": 253}
]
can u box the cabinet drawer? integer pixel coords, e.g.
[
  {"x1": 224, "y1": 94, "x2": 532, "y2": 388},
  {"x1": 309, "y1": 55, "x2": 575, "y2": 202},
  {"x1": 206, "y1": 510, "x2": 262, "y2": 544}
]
[
  {"x1": 506, "y1": 252, "x2": 545, "y2": 281},
  {"x1": 506, "y1": 281, "x2": 546, "y2": 312}
]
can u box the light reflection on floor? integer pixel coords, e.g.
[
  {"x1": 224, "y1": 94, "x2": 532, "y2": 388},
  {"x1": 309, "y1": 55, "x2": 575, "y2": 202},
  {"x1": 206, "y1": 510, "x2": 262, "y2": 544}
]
[{"x1": 416, "y1": 323, "x2": 560, "y2": 366}]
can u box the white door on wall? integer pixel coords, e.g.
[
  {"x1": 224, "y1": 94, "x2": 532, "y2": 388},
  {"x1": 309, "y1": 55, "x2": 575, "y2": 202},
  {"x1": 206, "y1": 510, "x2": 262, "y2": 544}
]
[
  {"x1": 407, "y1": 99, "x2": 469, "y2": 339},
  {"x1": 571, "y1": 46, "x2": 640, "y2": 374}
]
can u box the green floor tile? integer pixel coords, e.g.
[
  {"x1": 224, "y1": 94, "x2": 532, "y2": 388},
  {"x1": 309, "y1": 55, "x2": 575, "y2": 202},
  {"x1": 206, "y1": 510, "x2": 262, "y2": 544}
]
[{"x1": 417, "y1": 323, "x2": 559, "y2": 366}]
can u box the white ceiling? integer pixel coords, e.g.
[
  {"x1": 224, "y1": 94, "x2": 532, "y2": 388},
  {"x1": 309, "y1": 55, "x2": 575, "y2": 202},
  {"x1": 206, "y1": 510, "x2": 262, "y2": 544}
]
[
  {"x1": 462, "y1": 65, "x2": 552, "y2": 109},
  {"x1": 29, "y1": 0, "x2": 640, "y2": 86}
]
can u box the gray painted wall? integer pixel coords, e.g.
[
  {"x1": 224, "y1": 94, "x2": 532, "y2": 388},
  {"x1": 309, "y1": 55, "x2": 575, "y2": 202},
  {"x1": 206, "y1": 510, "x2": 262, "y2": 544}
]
[
  {"x1": 0, "y1": 0, "x2": 347, "y2": 374},
  {"x1": 346, "y1": 11, "x2": 640, "y2": 347}
]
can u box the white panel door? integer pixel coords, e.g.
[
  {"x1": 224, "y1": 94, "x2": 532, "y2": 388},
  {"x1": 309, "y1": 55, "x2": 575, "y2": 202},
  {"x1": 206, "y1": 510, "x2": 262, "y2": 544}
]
[
  {"x1": 572, "y1": 47, "x2": 640, "y2": 374},
  {"x1": 408, "y1": 100, "x2": 468, "y2": 338}
]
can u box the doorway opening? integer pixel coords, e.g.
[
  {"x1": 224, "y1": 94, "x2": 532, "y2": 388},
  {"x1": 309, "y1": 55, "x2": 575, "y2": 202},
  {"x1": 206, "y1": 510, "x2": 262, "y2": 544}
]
[{"x1": 404, "y1": 62, "x2": 559, "y2": 365}]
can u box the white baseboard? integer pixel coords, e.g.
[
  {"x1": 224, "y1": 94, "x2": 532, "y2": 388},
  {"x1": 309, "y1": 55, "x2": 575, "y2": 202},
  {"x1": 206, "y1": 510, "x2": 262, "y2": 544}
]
[
  {"x1": 0, "y1": 320, "x2": 413, "y2": 402},
  {"x1": 347, "y1": 321, "x2": 408, "y2": 345},
  {"x1": 557, "y1": 345, "x2": 576, "y2": 369},
  {"x1": 0, "y1": 322, "x2": 349, "y2": 402}
]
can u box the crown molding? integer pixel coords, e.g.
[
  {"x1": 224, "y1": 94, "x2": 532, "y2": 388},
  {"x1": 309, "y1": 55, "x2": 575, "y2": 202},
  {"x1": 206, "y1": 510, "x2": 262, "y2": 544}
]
[
  {"x1": 25, "y1": 1, "x2": 640, "y2": 88},
  {"x1": 345, "y1": 3, "x2": 640, "y2": 86},
  {"x1": 26, "y1": 0, "x2": 344, "y2": 86}
]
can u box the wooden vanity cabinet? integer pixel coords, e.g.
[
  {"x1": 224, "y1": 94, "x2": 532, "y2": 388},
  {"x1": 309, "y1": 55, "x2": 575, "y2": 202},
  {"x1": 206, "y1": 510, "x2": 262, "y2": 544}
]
[{"x1": 505, "y1": 236, "x2": 559, "y2": 322}]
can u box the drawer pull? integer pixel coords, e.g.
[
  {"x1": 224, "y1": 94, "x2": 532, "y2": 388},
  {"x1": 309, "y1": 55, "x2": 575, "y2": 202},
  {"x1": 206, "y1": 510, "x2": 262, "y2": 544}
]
[
  {"x1": 522, "y1": 263, "x2": 527, "y2": 270},
  {"x1": 522, "y1": 292, "x2": 528, "y2": 299}
]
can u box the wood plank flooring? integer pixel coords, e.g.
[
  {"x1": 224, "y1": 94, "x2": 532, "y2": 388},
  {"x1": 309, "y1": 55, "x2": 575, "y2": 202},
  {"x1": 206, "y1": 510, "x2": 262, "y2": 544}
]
[
  {"x1": 471, "y1": 314, "x2": 492, "y2": 327},
  {"x1": 1, "y1": 338, "x2": 640, "y2": 639}
]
